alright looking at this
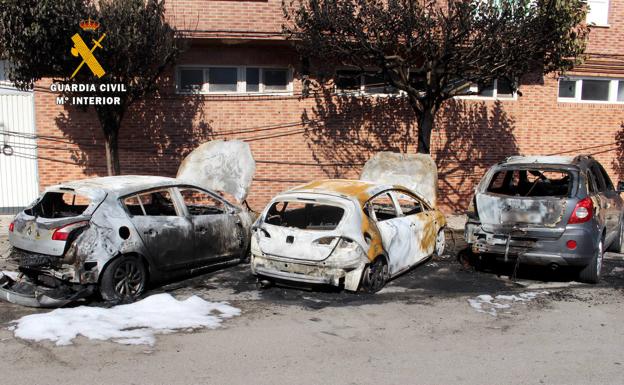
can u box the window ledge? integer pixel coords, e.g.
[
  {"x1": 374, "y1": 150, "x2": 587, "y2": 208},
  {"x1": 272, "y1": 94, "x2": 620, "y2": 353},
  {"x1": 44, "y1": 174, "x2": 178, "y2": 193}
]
[
  {"x1": 558, "y1": 98, "x2": 624, "y2": 105},
  {"x1": 334, "y1": 91, "x2": 405, "y2": 98},
  {"x1": 589, "y1": 23, "x2": 610, "y2": 28},
  {"x1": 176, "y1": 91, "x2": 293, "y2": 96},
  {"x1": 455, "y1": 96, "x2": 517, "y2": 101}
]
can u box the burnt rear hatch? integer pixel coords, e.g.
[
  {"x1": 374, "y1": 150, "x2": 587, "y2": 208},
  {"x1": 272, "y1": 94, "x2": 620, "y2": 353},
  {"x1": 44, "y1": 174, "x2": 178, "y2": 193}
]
[
  {"x1": 475, "y1": 166, "x2": 577, "y2": 238},
  {"x1": 4, "y1": 188, "x2": 104, "y2": 307},
  {"x1": 257, "y1": 198, "x2": 347, "y2": 261},
  {"x1": 9, "y1": 189, "x2": 103, "y2": 256}
]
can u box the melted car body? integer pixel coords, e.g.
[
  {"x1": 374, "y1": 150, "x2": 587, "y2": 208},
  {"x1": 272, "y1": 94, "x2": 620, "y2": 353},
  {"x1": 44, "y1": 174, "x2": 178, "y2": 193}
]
[
  {"x1": 250, "y1": 153, "x2": 446, "y2": 292},
  {"x1": 465, "y1": 155, "x2": 624, "y2": 283},
  {"x1": 2, "y1": 140, "x2": 256, "y2": 307}
]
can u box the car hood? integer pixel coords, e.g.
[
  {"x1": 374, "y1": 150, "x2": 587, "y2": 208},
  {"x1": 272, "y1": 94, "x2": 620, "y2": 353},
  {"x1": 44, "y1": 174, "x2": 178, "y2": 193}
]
[
  {"x1": 360, "y1": 152, "x2": 438, "y2": 207},
  {"x1": 176, "y1": 140, "x2": 256, "y2": 202}
]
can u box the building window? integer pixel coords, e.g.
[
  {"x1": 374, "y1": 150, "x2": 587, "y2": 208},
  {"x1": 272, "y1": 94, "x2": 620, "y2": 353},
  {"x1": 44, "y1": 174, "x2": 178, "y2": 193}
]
[
  {"x1": 335, "y1": 69, "x2": 400, "y2": 95},
  {"x1": 558, "y1": 77, "x2": 624, "y2": 103},
  {"x1": 586, "y1": 0, "x2": 609, "y2": 26},
  {"x1": 0, "y1": 60, "x2": 8, "y2": 84},
  {"x1": 263, "y1": 68, "x2": 289, "y2": 92},
  {"x1": 209, "y1": 67, "x2": 237, "y2": 92},
  {"x1": 176, "y1": 66, "x2": 292, "y2": 94},
  {"x1": 460, "y1": 78, "x2": 516, "y2": 100}
]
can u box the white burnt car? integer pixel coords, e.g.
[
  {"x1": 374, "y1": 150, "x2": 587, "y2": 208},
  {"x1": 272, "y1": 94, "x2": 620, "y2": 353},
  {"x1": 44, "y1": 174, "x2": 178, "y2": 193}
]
[
  {"x1": 250, "y1": 153, "x2": 446, "y2": 292},
  {"x1": 1, "y1": 140, "x2": 256, "y2": 307}
]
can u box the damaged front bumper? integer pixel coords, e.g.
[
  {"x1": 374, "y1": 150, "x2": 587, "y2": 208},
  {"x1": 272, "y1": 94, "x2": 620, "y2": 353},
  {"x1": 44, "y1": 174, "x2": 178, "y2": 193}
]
[{"x1": 0, "y1": 272, "x2": 94, "y2": 308}]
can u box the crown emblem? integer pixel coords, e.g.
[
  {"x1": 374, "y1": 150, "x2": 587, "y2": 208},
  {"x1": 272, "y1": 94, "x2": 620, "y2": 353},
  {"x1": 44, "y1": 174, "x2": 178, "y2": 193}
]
[{"x1": 79, "y1": 18, "x2": 100, "y2": 31}]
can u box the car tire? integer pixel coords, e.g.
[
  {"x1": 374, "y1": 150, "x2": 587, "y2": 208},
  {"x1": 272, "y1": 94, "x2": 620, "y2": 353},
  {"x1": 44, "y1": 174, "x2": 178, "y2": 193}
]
[
  {"x1": 579, "y1": 238, "x2": 603, "y2": 284},
  {"x1": 360, "y1": 257, "x2": 388, "y2": 293},
  {"x1": 608, "y1": 216, "x2": 624, "y2": 253},
  {"x1": 434, "y1": 228, "x2": 446, "y2": 258},
  {"x1": 100, "y1": 255, "x2": 148, "y2": 302}
]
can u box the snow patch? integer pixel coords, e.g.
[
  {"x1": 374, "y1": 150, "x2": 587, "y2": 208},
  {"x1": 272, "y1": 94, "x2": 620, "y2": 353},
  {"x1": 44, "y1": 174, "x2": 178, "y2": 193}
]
[
  {"x1": 10, "y1": 293, "x2": 240, "y2": 346},
  {"x1": 378, "y1": 286, "x2": 411, "y2": 294},
  {"x1": 468, "y1": 291, "x2": 549, "y2": 316}
]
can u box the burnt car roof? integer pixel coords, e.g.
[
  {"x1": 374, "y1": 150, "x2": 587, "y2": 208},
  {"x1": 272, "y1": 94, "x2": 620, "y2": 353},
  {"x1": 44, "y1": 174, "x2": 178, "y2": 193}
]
[
  {"x1": 47, "y1": 175, "x2": 182, "y2": 197},
  {"x1": 287, "y1": 179, "x2": 409, "y2": 206},
  {"x1": 499, "y1": 155, "x2": 594, "y2": 169}
]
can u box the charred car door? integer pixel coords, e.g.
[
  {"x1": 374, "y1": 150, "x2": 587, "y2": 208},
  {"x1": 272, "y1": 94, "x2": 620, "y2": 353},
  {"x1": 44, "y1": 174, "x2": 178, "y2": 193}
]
[
  {"x1": 176, "y1": 187, "x2": 244, "y2": 264},
  {"x1": 392, "y1": 190, "x2": 437, "y2": 266},
  {"x1": 589, "y1": 162, "x2": 620, "y2": 242},
  {"x1": 123, "y1": 188, "x2": 195, "y2": 271},
  {"x1": 367, "y1": 191, "x2": 414, "y2": 276}
]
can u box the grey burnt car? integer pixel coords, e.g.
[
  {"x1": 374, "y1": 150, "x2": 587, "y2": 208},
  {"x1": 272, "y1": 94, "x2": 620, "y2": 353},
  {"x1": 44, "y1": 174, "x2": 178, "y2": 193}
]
[
  {"x1": 465, "y1": 155, "x2": 624, "y2": 283},
  {"x1": 1, "y1": 140, "x2": 256, "y2": 307}
]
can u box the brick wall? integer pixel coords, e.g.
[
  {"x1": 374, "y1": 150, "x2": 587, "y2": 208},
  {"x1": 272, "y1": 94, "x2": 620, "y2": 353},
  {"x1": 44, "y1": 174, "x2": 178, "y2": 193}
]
[
  {"x1": 33, "y1": 1, "x2": 624, "y2": 214},
  {"x1": 166, "y1": 0, "x2": 284, "y2": 37}
]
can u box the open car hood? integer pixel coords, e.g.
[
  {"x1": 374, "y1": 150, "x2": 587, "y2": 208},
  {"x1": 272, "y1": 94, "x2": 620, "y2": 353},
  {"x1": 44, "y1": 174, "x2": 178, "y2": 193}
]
[
  {"x1": 360, "y1": 152, "x2": 438, "y2": 207},
  {"x1": 177, "y1": 140, "x2": 256, "y2": 203}
]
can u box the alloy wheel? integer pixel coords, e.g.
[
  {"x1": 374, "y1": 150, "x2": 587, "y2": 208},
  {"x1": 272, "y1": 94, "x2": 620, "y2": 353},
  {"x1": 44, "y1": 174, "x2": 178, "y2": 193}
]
[{"x1": 113, "y1": 260, "x2": 145, "y2": 298}]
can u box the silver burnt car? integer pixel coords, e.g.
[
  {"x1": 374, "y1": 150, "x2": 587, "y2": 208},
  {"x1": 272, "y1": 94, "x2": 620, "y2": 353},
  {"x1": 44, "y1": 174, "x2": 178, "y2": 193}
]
[
  {"x1": 1, "y1": 140, "x2": 256, "y2": 307},
  {"x1": 465, "y1": 155, "x2": 624, "y2": 283}
]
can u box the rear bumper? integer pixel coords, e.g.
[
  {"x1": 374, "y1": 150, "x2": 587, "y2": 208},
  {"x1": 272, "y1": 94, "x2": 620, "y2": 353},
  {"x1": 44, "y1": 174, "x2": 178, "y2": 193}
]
[
  {"x1": 0, "y1": 272, "x2": 93, "y2": 308},
  {"x1": 250, "y1": 253, "x2": 366, "y2": 291},
  {"x1": 465, "y1": 221, "x2": 596, "y2": 267},
  {"x1": 9, "y1": 247, "x2": 99, "y2": 284}
]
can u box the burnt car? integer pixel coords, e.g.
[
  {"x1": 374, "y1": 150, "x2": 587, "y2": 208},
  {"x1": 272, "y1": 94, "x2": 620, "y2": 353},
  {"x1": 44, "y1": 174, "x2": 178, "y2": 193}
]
[
  {"x1": 465, "y1": 155, "x2": 624, "y2": 283},
  {"x1": 1, "y1": 140, "x2": 256, "y2": 307},
  {"x1": 250, "y1": 153, "x2": 446, "y2": 292}
]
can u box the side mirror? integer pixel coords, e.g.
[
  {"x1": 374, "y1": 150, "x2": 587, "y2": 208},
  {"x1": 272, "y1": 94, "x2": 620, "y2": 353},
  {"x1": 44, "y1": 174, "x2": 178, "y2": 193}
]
[{"x1": 617, "y1": 181, "x2": 624, "y2": 193}]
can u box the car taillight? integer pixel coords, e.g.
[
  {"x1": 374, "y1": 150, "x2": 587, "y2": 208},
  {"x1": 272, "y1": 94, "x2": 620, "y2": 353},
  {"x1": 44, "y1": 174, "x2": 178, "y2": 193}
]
[
  {"x1": 8, "y1": 222, "x2": 14, "y2": 232},
  {"x1": 568, "y1": 197, "x2": 593, "y2": 224},
  {"x1": 313, "y1": 237, "x2": 355, "y2": 248},
  {"x1": 51, "y1": 221, "x2": 89, "y2": 241},
  {"x1": 466, "y1": 196, "x2": 478, "y2": 218}
]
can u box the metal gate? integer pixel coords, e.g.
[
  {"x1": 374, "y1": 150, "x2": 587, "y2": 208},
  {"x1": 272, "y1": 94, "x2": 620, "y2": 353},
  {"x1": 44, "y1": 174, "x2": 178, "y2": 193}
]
[{"x1": 0, "y1": 90, "x2": 39, "y2": 215}]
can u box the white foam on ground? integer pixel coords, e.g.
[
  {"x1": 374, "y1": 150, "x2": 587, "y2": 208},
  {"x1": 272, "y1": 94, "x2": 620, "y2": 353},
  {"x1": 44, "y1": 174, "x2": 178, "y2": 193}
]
[
  {"x1": 468, "y1": 291, "x2": 549, "y2": 316},
  {"x1": 377, "y1": 286, "x2": 410, "y2": 294},
  {"x1": 10, "y1": 293, "x2": 240, "y2": 346}
]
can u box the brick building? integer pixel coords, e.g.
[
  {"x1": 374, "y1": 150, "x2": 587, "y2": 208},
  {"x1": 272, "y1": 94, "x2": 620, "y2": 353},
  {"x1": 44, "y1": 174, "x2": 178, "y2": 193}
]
[{"x1": 2, "y1": 0, "x2": 624, "y2": 214}]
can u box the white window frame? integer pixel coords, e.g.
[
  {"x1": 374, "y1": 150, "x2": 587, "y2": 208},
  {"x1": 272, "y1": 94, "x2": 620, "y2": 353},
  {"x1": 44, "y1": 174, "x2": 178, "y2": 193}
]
[
  {"x1": 334, "y1": 69, "x2": 404, "y2": 97},
  {"x1": 456, "y1": 79, "x2": 518, "y2": 101},
  {"x1": 585, "y1": 0, "x2": 610, "y2": 27},
  {"x1": 175, "y1": 65, "x2": 293, "y2": 95},
  {"x1": 334, "y1": 70, "x2": 517, "y2": 100},
  {"x1": 557, "y1": 76, "x2": 623, "y2": 104}
]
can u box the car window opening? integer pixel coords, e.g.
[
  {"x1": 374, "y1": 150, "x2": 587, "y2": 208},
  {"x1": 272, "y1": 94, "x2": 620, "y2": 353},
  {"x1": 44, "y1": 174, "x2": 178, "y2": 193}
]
[
  {"x1": 395, "y1": 192, "x2": 424, "y2": 216},
  {"x1": 125, "y1": 190, "x2": 177, "y2": 216},
  {"x1": 179, "y1": 188, "x2": 226, "y2": 216},
  {"x1": 25, "y1": 192, "x2": 92, "y2": 218},
  {"x1": 368, "y1": 193, "x2": 398, "y2": 221},
  {"x1": 487, "y1": 169, "x2": 572, "y2": 197},
  {"x1": 265, "y1": 201, "x2": 344, "y2": 230}
]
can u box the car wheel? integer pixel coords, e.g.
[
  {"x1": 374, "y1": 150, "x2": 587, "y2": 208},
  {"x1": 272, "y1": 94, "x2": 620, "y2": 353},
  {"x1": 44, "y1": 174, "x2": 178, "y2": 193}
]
[
  {"x1": 579, "y1": 238, "x2": 603, "y2": 284},
  {"x1": 100, "y1": 255, "x2": 148, "y2": 302},
  {"x1": 360, "y1": 257, "x2": 388, "y2": 293},
  {"x1": 434, "y1": 228, "x2": 445, "y2": 257}
]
